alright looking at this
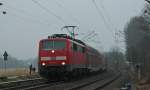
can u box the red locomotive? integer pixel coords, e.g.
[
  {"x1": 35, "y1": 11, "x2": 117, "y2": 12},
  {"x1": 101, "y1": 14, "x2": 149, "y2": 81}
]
[{"x1": 38, "y1": 34, "x2": 106, "y2": 79}]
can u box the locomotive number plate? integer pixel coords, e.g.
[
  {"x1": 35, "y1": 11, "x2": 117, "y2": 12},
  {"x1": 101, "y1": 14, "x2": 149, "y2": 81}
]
[{"x1": 51, "y1": 57, "x2": 56, "y2": 60}]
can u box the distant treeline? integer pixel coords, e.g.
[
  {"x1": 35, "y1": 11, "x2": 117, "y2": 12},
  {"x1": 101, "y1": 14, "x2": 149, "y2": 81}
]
[
  {"x1": 0, "y1": 56, "x2": 38, "y2": 69},
  {"x1": 125, "y1": 16, "x2": 150, "y2": 77}
]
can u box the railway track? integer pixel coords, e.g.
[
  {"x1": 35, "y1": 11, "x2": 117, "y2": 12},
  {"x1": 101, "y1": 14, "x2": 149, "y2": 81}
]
[
  {"x1": 0, "y1": 70, "x2": 121, "y2": 90},
  {"x1": 37, "y1": 70, "x2": 121, "y2": 90},
  {"x1": 0, "y1": 78, "x2": 47, "y2": 90},
  {"x1": 67, "y1": 72, "x2": 121, "y2": 90},
  {"x1": 21, "y1": 81, "x2": 64, "y2": 90}
]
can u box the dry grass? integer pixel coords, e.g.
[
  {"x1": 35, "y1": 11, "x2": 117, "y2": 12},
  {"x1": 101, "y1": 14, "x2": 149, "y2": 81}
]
[
  {"x1": 0, "y1": 68, "x2": 37, "y2": 77},
  {"x1": 139, "y1": 72, "x2": 150, "y2": 85}
]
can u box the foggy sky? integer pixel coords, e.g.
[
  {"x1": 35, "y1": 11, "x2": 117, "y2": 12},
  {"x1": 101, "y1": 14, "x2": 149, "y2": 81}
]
[{"x1": 0, "y1": 0, "x2": 145, "y2": 59}]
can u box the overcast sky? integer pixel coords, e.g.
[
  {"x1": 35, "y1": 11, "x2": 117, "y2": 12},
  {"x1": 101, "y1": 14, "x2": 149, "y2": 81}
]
[{"x1": 0, "y1": 0, "x2": 145, "y2": 60}]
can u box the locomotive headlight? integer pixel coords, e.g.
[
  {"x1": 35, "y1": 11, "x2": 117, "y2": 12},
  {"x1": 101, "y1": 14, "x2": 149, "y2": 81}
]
[
  {"x1": 51, "y1": 50, "x2": 55, "y2": 53},
  {"x1": 61, "y1": 62, "x2": 66, "y2": 66},
  {"x1": 42, "y1": 62, "x2": 46, "y2": 66}
]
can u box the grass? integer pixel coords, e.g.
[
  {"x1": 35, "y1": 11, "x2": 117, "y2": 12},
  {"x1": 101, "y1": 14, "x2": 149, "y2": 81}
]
[{"x1": 0, "y1": 68, "x2": 37, "y2": 77}]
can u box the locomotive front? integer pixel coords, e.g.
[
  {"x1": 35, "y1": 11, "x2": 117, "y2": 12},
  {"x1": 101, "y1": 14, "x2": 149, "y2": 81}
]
[{"x1": 38, "y1": 37, "x2": 70, "y2": 78}]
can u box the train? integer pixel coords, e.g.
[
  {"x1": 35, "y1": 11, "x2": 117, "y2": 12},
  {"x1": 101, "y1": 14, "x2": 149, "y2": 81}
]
[{"x1": 38, "y1": 34, "x2": 106, "y2": 79}]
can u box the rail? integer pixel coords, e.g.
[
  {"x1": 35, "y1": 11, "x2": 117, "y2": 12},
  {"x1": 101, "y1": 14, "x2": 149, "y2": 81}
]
[
  {"x1": 67, "y1": 72, "x2": 121, "y2": 90},
  {"x1": 0, "y1": 78, "x2": 46, "y2": 90}
]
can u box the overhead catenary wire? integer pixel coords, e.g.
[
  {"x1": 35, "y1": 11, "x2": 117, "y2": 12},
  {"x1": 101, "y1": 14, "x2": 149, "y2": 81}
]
[
  {"x1": 54, "y1": 0, "x2": 80, "y2": 25},
  {"x1": 31, "y1": 0, "x2": 66, "y2": 25},
  {"x1": 1, "y1": 0, "x2": 54, "y2": 26},
  {"x1": 81, "y1": 30, "x2": 95, "y2": 40},
  {"x1": 97, "y1": 0, "x2": 120, "y2": 43},
  {"x1": 83, "y1": 32, "x2": 102, "y2": 46},
  {"x1": 4, "y1": 8, "x2": 54, "y2": 27},
  {"x1": 98, "y1": 0, "x2": 124, "y2": 37},
  {"x1": 91, "y1": 0, "x2": 119, "y2": 50},
  {"x1": 87, "y1": 39, "x2": 101, "y2": 43},
  {"x1": 97, "y1": 0, "x2": 125, "y2": 48},
  {"x1": 84, "y1": 33, "x2": 98, "y2": 41},
  {"x1": 98, "y1": 0, "x2": 118, "y2": 31},
  {"x1": 92, "y1": 0, "x2": 115, "y2": 38}
]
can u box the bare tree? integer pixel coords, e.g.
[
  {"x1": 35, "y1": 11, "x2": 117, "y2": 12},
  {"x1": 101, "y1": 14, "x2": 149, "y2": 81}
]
[{"x1": 124, "y1": 16, "x2": 150, "y2": 79}]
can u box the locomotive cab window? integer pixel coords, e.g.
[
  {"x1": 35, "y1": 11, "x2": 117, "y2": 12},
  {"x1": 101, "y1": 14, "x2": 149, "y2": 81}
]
[{"x1": 41, "y1": 40, "x2": 66, "y2": 50}]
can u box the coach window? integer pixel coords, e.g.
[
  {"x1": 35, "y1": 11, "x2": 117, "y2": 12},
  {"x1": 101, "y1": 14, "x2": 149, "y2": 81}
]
[{"x1": 73, "y1": 43, "x2": 77, "y2": 51}]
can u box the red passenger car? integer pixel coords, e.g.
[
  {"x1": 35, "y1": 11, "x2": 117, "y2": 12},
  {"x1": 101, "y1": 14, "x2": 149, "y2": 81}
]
[{"x1": 38, "y1": 34, "x2": 106, "y2": 79}]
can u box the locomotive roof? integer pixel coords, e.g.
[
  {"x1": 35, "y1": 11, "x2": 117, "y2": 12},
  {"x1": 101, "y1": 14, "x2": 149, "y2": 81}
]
[
  {"x1": 41, "y1": 34, "x2": 102, "y2": 55},
  {"x1": 87, "y1": 45, "x2": 99, "y2": 52},
  {"x1": 47, "y1": 34, "x2": 86, "y2": 46}
]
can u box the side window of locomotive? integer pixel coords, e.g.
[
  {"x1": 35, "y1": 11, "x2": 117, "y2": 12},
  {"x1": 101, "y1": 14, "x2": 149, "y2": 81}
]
[
  {"x1": 77, "y1": 46, "x2": 85, "y2": 53},
  {"x1": 78, "y1": 46, "x2": 82, "y2": 52},
  {"x1": 82, "y1": 47, "x2": 85, "y2": 53},
  {"x1": 71, "y1": 43, "x2": 73, "y2": 50},
  {"x1": 73, "y1": 43, "x2": 77, "y2": 51}
]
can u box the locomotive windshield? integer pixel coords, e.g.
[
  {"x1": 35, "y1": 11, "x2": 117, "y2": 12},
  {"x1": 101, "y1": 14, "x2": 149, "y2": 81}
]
[{"x1": 41, "y1": 40, "x2": 66, "y2": 50}]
